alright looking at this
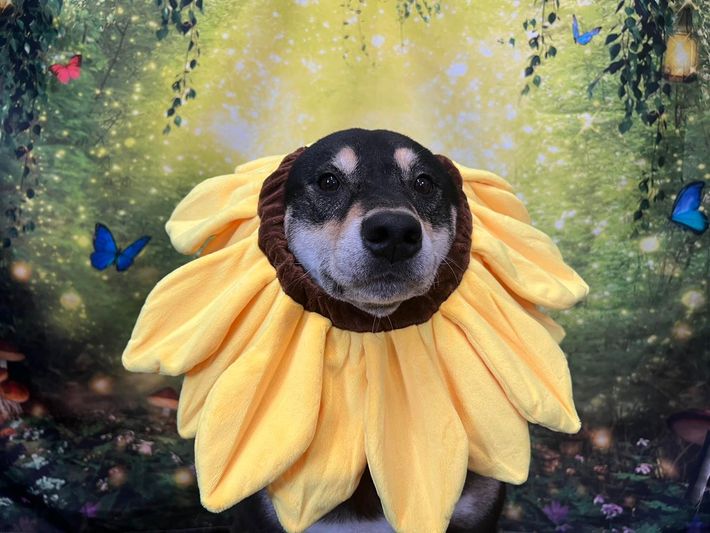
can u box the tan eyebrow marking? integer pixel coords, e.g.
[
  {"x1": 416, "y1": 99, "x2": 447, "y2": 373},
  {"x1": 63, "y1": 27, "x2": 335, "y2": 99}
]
[
  {"x1": 331, "y1": 146, "x2": 358, "y2": 175},
  {"x1": 394, "y1": 147, "x2": 418, "y2": 174}
]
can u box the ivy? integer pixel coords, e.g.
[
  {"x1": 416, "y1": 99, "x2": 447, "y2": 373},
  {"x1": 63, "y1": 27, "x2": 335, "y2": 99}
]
[
  {"x1": 520, "y1": 0, "x2": 560, "y2": 96},
  {"x1": 155, "y1": 0, "x2": 203, "y2": 135},
  {"x1": 0, "y1": 0, "x2": 64, "y2": 248},
  {"x1": 587, "y1": 0, "x2": 681, "y2": 227}
]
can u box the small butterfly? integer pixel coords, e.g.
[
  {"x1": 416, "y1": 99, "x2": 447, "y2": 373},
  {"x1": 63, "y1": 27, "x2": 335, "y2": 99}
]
[
  {"x1": 572, "y1": 15, "x2": 601, "y2": 45},
  {"x1": 49, "y1": 54, "x2": 82, "y2": 84},
  {"x1": 670, "y1": 181, "x2": 708, "y2": 235},
  {"x1": 90, "y1": 223, "x2": 151, "y2": 272}
]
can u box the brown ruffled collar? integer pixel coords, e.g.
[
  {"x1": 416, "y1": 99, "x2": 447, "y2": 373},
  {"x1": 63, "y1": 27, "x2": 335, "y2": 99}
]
[{"x1": 257, "y1": 147, "x2": 472, "y2": 332}]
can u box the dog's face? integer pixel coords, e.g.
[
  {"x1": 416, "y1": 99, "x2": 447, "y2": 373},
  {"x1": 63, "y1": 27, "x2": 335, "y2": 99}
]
[{"x1": 284, "y1": 128, "x2": 459, "y2": 317}]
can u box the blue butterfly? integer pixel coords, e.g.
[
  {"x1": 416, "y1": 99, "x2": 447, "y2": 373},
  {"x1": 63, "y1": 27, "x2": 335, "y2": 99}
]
[
  {"x1": 670, "y1": 181, "x2": 708, "y2": 235},
  {"x1": 573, "y1": 15, "x2": 601, "y2": 45},
  {"x1": 91, "y1": 223, "x2": 151, "y2": 272}
]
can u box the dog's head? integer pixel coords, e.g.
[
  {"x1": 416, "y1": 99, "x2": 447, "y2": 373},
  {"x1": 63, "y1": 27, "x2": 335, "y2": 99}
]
[{"x1": 284, "y1": 128, "x2": 460, "y2": 317}]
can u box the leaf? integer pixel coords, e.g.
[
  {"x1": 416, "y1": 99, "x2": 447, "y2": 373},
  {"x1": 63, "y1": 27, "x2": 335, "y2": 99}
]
[
  {"x1": 605, "y1": 33, "x2": 619, "y2": 45},
  {"x1": 547, "y1": 12, "x2": 556, "y2": 24},
  {"x1": 533, "y1": 75, "x2": 541, "y2": 87},
  {"x1": 173, "y1": 115, "x2": 182, "y2": 126},
  {"x1": 156, "y1": 27, "x2": 169, "y2": 40},
  {"x1": 619, "y1": 117, "x2": 632, "y2": 134},
  {"x1": 640, "y1": 198, "x2": 650, "y2": 210},
  {"x1": 633, "y1": 210, "x2": 643, "y2": 220},
  {"x1": 607, "y1": 60, "x2": 624, "y2": 73},
  {"x1": 610, "y1": 43, "x2": 622, "y2": 60},
  {"x1": 521, "y1": 84, "x2": 530, "y2": 96},
  {"x1": 547, "y1": 46, "x2": 557, "y2": 57},
  {"x1": 524, "y1": 66, "x2": 534, "y2": 77},
  {"x1": 638, "y1": 179, "x2": 649, "y2": 193}
]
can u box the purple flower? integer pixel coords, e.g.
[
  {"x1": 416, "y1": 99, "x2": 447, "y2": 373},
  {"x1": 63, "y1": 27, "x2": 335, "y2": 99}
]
[
  {"x1": 80, "y1": 501, "x2": 99, "y2": 518},
  {"x1": 601, "y1": 503, "x2": 623, "y2": 519},
  {"x1": 634, "y1": 463, "x2": 653, "y2": 475},
  {"x1": 636, "y1": 438, "x2": 650, "y2": 448},
  {"x1": 593, "y1": 494, "x2": 605, "y2": 505},
  {"x1": 542, "y1": 501, "x2": 569, "y2": 525},
  {"x1": 574, "y1": 454, "x2": 585, "y2": 463}
]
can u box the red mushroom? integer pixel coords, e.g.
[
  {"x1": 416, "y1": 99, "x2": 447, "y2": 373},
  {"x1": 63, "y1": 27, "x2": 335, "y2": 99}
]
[
  {"x1": 147, "y1": 387, "x2": 179, "y2": 416},
  {"x1": 0, "y1": 380, "x2": 28, "y2": 422},
  {"x1": 668, "y1": 409, "x2": 710, "y2": 445},
  {"x1": 668, "y1": 409, "x2": 710, "y2": 506},
  {"x1": 1, "y1": 381, "x2": 29, "y2": 403},
  {"x1": 0, "y1": 340, "x2": 25, "y2": 363}
]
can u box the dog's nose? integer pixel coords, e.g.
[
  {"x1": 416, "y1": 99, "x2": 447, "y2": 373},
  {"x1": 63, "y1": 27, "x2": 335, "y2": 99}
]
[{"x1": 361, "y1": 211, "x2": 422, "y2": 262}]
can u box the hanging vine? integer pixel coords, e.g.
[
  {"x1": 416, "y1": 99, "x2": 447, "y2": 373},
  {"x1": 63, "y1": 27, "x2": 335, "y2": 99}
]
[
  {"x1": 520, "y1": 0, "x2": 561, "y2": 95},
  {"x1": 0, "y1": 0, "x2": 64, "y2": 249},
  {"x1": 154, "y1": 0, "x2": 203, "y2": 134}
]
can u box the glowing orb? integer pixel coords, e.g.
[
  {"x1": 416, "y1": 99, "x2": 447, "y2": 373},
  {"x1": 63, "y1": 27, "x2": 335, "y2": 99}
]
[
  {"x1": 681, "y1": 289, "x2": 705, "y2": 311},
  {"x1": 10, "y1": 261, "x2": 32, "y2": 283},
  {"x1": 89, "y1": 375, "x2": 113, "y2": 395},
  {"x1": 672, "y1": 321, "x2": 692, "y2": 341},
  {"x1": 174, "y1": 467, "x2": 195, "y2": 488},
  {"x1": 639, "y1": 236, "x2": 660, "y2": 253},
  {"x1": 590, "y1": 428, "x2": 612, "y2": 451},
  {"x1": 108, "y1": 465, "x2": 127, "y2": 487},
  {"x1": 503, "y1": 503, "x2": 523, "y2": 521},
  {"x1": 60, "y1": 289, "x2": 82, "y2": 310}
]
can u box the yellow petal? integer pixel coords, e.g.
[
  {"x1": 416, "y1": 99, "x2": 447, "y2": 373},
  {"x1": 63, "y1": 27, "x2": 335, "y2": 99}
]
[
  {"x1": 426, "y1": 314, "x2": 530, "y2": 484},
  {"x1": 363, "y1": 330, "x2": 468, "y2": 533},
  {"x1": 268, "y1": 329, "x2": 367, "y2": 532},
  {"x1": 471, "y1": 212, "x2": 589, "y2": 309},
  {"x1": 165, "y1": 154, "x2": 285, "y2": 255},
  {"x1": 196, "y1": 307, "x2": 330, "y2": 512},
  {"x1": 462, "y1": 181, "x2": 531, "y2": 223},
  {"x1": 453, "y1": 161, "x2": 589, "y2": 310},
  {"x1": 177, "y1": 279, "x2": 282, "y2": 438},
  {"x1": 121, "y1": 234, "x2": 274, "y2": 376},
  {"x1": 440, "y1": 259, "x2": 581, "y2": 434}
]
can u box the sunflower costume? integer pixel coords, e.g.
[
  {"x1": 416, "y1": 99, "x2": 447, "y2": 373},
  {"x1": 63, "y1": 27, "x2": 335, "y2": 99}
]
[{"x1": 122, "y1": 147, "x2": 589, "y2": 533}]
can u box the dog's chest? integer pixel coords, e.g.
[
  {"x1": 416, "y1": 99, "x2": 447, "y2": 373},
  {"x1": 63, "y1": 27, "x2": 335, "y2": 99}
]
[{"x1": 256, "y1": 470, "x2": 504, "y2": 532}]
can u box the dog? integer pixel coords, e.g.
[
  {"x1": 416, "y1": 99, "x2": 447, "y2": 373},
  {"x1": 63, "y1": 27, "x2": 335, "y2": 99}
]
[{"x1": 231, "y1": 129, "x2": 506, "y2": 532}]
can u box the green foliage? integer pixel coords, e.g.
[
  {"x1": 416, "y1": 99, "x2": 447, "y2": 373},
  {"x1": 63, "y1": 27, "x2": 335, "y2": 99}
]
[
  {"x1": 0, "y1": 0, "x2": 64, "y2": 248},
  {"x1": 396, "y1": 0, "x2": 440, "y2": 24},
  {"x1": 590, "y1": 0, "x2": 674, "y2": 134},
  {"x1": 155, "y1": 0, "x2": 203, "y2": 135},
  {"x1": 520, "y1": 0, "x2": 560, "y2": 95}
]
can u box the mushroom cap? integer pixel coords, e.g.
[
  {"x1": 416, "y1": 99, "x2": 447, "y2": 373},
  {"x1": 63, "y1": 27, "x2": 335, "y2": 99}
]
[
  {"x1": 1, "y1": 380, "x2": 29, "y2": 403},
  {"x1": 668, "y1": 409, "x2": 710, "y2": 445},
  {"x1": 0, "y1": 369, "x2": 7, "y2": 383},
  {"x1": 147, "y1": 387, "x2": 179, "y2": 410},
  {"x1": 0, "y1": 340, "x2": 25, "y2": 362}
]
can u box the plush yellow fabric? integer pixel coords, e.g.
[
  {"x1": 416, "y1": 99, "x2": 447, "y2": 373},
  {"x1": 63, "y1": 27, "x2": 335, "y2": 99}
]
[{"x1": 122, "y1": 153, "x2": 589, "y2": 533}]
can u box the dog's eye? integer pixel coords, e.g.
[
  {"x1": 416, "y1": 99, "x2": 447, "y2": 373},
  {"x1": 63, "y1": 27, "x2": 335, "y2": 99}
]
[
  {"x1": 412, "y1": 174, "x2": 434, "y2": 195},
  {"x1": 317, "y1": 173, "x2": 340, "y2": 192}
]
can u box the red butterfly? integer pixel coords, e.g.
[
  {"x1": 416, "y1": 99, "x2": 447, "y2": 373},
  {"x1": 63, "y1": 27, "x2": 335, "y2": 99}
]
[{"x1": 49, "y1": 54, "x2": 82, "y2": 84}]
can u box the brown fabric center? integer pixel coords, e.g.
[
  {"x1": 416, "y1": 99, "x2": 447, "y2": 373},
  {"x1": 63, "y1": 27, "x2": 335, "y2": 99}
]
[{"x1": 257, "y1": 147, "x2": 472, "y2": 333}]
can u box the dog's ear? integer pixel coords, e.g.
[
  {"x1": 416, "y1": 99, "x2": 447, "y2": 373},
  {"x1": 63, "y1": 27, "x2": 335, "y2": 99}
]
[{"x1": 166, "y1": 149, "x2": 305, "y2": 256}]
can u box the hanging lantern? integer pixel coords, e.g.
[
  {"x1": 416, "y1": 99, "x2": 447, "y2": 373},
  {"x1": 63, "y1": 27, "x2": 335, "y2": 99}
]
[{"x1": 662, "y1": 1, "x2": 699, "y2": 83}]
